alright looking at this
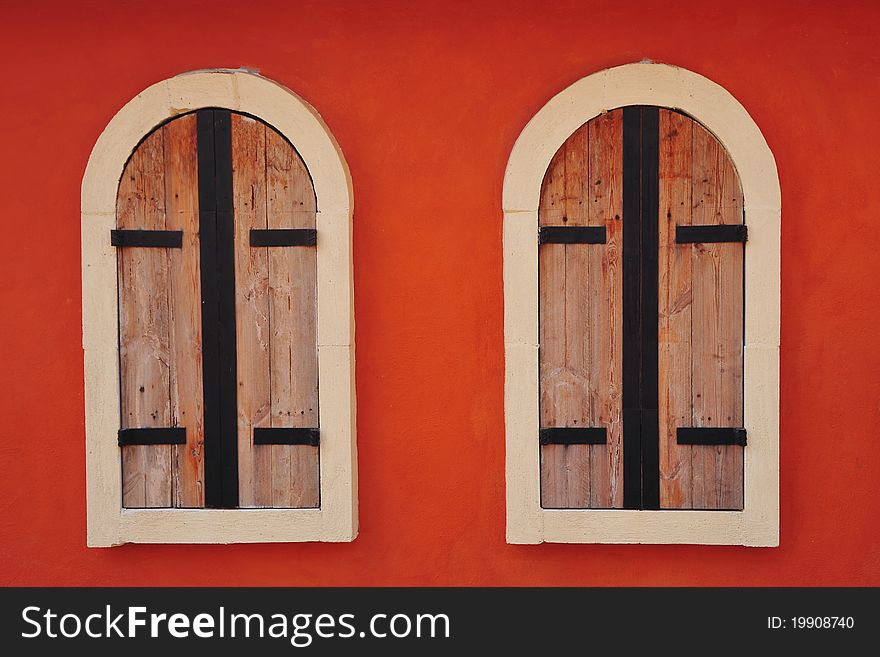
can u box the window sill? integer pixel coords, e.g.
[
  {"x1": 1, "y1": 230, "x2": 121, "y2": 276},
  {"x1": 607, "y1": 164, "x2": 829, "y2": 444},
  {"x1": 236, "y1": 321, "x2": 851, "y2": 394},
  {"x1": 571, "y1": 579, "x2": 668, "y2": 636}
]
[{"x1": 89, "y1": 507, "x2": 357, "y2": 546}]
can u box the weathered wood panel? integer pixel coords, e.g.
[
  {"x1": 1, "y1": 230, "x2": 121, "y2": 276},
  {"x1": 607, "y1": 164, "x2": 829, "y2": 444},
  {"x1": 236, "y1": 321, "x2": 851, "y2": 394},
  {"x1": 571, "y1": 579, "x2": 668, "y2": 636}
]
[
  {"x1": 234, "y1": 115, "x2": 320, "y2": 508},
  {"x1": 540, "y1": 108, "x2": 742, "y2": 511},
  {"x1": 118, "y1": 111, "x2": 320, "y2": 510},
  {"x1": 540, "y1": 129, "x2": 590, "y2": 508},
  {"x1": 117, "y1": 129, "x2": 173, "y2": 508},
  {"x1": 658, "y1": 109, "x2": 694, "y2": 509},
  {"x1": 690, "y1": 120, "x2": 744, "y2": 510},
  {"x1": 265, "y1": 127, "x2": 320, "y2": 508},
  {"x1": 587, "y1": 109, "x2": 624, "y2": 509},
  {"x1": 539, "y1": 112, "x2": 623, "y2": 509},
  {"x1": 163, "y1": 114, "x2": 205, "y2": 508},
  {"x1": 231, "y1": 115, "x2": 273, "y2": 508}
]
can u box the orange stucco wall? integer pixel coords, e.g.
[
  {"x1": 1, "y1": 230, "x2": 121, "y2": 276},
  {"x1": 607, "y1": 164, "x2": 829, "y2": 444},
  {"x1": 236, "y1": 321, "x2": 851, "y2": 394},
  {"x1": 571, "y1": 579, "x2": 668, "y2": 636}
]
[{"x1": 1, "y1": 0, "x2": 878, "y2": 585}]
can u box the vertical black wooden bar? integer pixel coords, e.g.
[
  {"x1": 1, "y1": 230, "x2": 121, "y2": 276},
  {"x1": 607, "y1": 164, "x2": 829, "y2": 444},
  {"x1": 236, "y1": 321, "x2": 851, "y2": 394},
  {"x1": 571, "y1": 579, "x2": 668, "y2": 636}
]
[
  {"x1": 197, "y1": 109, "x2": 224, "y2": 508},
  {"x1": 198, "y1": 109, "x2": 240, "y2": 509},
  {"x1": 212, "y1": 109, "x2": 240, "y2": 508},
  {"x1": 639, "y1": 106, "x2": 661, "y2": 510},
  {"x1": 622, "y1": 106, "x2": 643, "y2": 510}
]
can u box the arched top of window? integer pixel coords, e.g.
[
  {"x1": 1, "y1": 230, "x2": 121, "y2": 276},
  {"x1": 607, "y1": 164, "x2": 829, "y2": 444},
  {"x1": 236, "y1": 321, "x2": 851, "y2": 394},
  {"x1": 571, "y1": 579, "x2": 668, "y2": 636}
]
[{"x1": 503, "y1": 63, "x2": 779, "y2": 217}]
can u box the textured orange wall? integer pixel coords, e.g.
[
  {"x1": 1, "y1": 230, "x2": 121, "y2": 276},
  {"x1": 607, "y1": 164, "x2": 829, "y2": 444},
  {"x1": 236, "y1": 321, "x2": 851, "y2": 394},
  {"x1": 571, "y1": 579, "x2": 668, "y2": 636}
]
[{"x1": 1, "y1": 0, "x2": 878, "y2": 585}]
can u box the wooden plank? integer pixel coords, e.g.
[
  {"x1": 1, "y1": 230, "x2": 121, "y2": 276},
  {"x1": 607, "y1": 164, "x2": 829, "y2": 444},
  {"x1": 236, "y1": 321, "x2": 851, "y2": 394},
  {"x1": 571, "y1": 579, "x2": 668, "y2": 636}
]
[
  {"x1": 539, "y1": 129, "x2": 590, "y2": 508},
  {"x1": 231, "y1": 114, "x2": 272, "y2": 508},
  {"x1": 690, "y1": 121, "x2": 744, "y2": 509},
  {"x1": 691, "y1": 123, "x2": 720, "y2": 509},
  {"x1": 538, "y1": 115, "x2": 624, "y2": 509},
  {"x1": 562, "y1": 124, "x2": 592, "y2": 508},
  {"x1": 658, "y1": 110, "x2": 694, "y2": 509},
  {"x1": 718, "y1": 138, "x2": 745, "y2": 510},
  {"x1": 266, "y1": 127, "x2": 320, "y2": 508},
  {"x1": 117, "y1": 128, "x2": 173, "y2": 508},
  {"x1": 588, "y1": 109, "x2": 623, "y2": 509},
  {"x1": 163, "y1": 114, "x2": 205, "y2": 508}
]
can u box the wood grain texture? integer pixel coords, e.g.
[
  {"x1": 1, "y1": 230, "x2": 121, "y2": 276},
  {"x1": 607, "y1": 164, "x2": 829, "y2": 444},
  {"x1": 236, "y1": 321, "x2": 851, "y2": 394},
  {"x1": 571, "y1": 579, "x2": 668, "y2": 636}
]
[
  {"x1": 587, "y1": 109, "x2": 624, "y2": 508},
  {"x1": 231, "y1": 114, "x2": 273, "y2": 508},
  {"x1": 266, "y1": 127, "x2": 320, "y2": 508},
  {"x1": 658, "y1": 110, "x2": 694, "y2": 509},
  {"x1": 539, "y1": 108, "x2": 742, "y2": 511},
  {"x1": 234, "y1": 115, "x2": 320, "y2": 508},
  {"x1": 117, "y1": 128, "x2": 172, "y2": 508},
  {"x1": 539, "y1": 112, "x2": 623, "y2": 509},
  {"x1": 690, "y1": 119, "x2": 744, "y2": 510},
  {"x1": 163, "y1": 114, "x2": 205, "y2": 508},
  {"x1": 539, "y1": 130, "x2": 589, "y2": 508},
  {"x1": 118, "y1": 112, "x2": 320, "y2": 510},
  {"x1": 118, "y1": 115, "x2": 208, "y2": 508}
]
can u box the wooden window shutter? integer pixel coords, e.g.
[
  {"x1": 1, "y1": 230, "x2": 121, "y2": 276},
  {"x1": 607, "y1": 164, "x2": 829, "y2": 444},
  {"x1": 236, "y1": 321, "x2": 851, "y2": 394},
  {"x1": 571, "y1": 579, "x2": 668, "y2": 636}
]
[
  {"x1": 538, "y1": 107, "x2": 745, "y2": 511},
  {"x1": 659, "y1": 109, "x2": 744, "y2": 510},
  {"x1": 115, "y1": 110, "x2": 319, "y2": 510},
  {"x1": 539, "y1": 110, "x2": 623, "y2": 509},
  {"x1": 231, "y1": 113, "x2": 319, "y2": 509}
]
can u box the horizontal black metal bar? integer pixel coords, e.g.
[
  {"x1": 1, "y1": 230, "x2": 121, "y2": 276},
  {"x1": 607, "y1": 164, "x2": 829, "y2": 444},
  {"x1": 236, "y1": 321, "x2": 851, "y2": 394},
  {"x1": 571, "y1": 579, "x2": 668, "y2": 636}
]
[
  {"x1": 539, "y1": 427, "x2": 607, "y2": 445},
  {"x1": 118, "y1": 427, "x2": 186, "y2": 446},
  {"x1": 250, "y1": 228, "x2": 317, "y2": 247},
  {"x1": 539, "y1": 226, "x2": 607, "y2": 245},
  {"x1": 677, "y1": 427, "x2": 747, "y2": 446},
  {"x1": 253, "y1": 427, "x2": 320, "y2": 446},
  {"x1": 110, "y1": 230, "x2": 183, "y2": 248},
  {"x1": 676, "y1": 224, "x2": 747, "y2": 244}
]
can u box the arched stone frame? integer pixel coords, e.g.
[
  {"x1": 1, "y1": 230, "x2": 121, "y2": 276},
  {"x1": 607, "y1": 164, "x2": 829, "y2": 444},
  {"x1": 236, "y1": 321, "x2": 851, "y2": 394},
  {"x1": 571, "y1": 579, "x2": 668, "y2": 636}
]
[
  {"x1": 503, "y1": 63, "x2": 780, "y2": 546},
  {"x1": 82, "y1": 69, "x2": 356, "y2": 546}
]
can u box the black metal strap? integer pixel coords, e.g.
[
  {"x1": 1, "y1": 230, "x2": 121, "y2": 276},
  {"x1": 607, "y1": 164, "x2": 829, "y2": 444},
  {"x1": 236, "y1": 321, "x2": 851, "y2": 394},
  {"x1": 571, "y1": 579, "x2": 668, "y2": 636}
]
[
  {"x1": 118, "y1": 428, "x2": 186, "y2": 446},
  {"x1": 250, "y1": 228, "x2": 317, "y2": 247},
  {"x1": 539, "y1": 427, "x2": 607, "y2": 445},
  {"x1": 538, "y1": 226, "x2": 606, "y2": 244},
  {"x1": 111, "y1": 230, "x2": 183, "y2": 248},
  {"x1": 677, "y1": 427, "x2": 747, "y2": 446},
  {"x1": 676, "y1": 224, "x2": 747, "y2": 244},
  {"x1": 254, "y1": 427, "x2": 320, "y2": 446}
]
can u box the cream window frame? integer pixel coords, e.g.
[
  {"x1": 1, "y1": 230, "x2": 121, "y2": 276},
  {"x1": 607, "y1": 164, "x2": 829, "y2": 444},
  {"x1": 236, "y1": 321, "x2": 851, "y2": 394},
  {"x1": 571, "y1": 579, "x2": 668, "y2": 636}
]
[
  {"x1": 82, "y1": 69, "x2": 356, "y2": 546},
  {"x1": 503, "y1": 63, "x2": 780, "y2": 546}
]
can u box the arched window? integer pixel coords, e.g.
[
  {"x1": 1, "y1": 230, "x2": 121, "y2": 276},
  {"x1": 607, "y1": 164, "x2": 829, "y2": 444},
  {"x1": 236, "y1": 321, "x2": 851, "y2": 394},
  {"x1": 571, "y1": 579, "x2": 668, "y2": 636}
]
[
  {"x1": 115, "y1": 109, "x2": 320, "y2": 510},
  {"x1": 504, "y1": 64, "x2": 779, "y2": 545},
  {"x1": 83, "y1": 71, "x2": 356, "y2": 545}
]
